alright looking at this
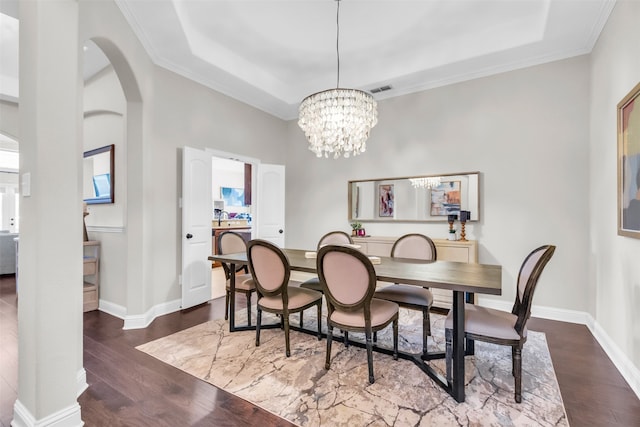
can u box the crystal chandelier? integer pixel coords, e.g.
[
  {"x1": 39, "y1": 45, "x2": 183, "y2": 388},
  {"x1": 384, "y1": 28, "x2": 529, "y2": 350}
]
[
  {"x1": 298, "y1": 0, "x2": 378, "y2": 159},
  {"x1": 409, "y1": 176, "x2": 442, "y2": 189}
]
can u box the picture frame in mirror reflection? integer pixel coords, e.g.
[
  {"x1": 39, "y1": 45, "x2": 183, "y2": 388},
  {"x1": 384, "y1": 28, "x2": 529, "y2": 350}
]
[
  {"x1": 430, "y1": 180, "x2": 461, "y2": 216},
  {"x1": 378, "y1": 184, "x2": 394, "y2": 217},
  {"x1": 83, "y1": 144, "x2": 114, "y2": 205},
  {"x1": 618, "y1": 82, "x2": 640, "y2": 238},
  {"x1": 349, "y1": 172, "x2": 479, "y2": 223}
]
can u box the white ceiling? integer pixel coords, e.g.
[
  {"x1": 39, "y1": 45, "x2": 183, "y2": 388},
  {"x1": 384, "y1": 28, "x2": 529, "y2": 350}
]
[{"x1": 1, "y1": 1, "x2": 616, "y2": 120}]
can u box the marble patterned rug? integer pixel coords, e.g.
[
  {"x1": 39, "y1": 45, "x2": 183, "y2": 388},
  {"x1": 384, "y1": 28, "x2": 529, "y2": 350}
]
[{"x1": 137, "y1": 309, "x2": 568, "y2": 426}]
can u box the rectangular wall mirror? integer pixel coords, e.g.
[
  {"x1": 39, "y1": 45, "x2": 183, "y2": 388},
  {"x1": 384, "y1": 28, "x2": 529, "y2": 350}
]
[
  {"x1": 83, "y1": 144, "x2": 114, "y2": 205},
  {"x1": 348, "y1": 171, "x2": 480, "y2": 222}
]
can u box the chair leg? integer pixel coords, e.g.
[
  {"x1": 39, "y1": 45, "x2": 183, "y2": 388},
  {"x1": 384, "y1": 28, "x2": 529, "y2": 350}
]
[
  {"x1": 392, "y1": 319, "x2": 398, "y2": 360},
  {"x1": 445, "y1": 328, "x2": 452, "y2": 383},
  {"x1": 284, "y1": 314, "x2": 291, "y2": 357},
  {"x1": 299, "y1": 311, "x2": 304, "y2": 329},
  {"x1": 422, "y1": 307, "x2": 430, "y2": 355},
  {"x1": 514, "y1": 346, "x2": 522, "y2": 403},
  {"x1": 224, "y1": 290, "x2": 230, "y2": 320},
  {"x1": 365, "y1": 328, "x2": 375, "y2": 384},
  {"x1": 325, "y1": 326, "x2": 333, "y2": 370},
  {"x1": 255, "y1": 308, "x2": 262, "y2": 347},
  {"x1": 344, "y1": 331, "x2": 349, "y2": 347},
  {"x1": 316, "y1": 303, "x2": 322, "y2": 340},
  {"x1": 373, "y1": 331, "x2": 377, "y2": 343},
  {"x1": 246, "y1": 293, "x2": 252, "y2": 327}
]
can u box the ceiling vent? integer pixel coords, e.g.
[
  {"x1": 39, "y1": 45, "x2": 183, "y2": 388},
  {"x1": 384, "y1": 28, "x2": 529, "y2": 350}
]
[{"x1": 370, "y1": 85, "x2": 393, "y2": 94}]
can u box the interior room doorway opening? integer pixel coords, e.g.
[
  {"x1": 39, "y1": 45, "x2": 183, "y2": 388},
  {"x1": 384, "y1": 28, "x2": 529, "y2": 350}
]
[{"x1": 210, "y1": 153, "x2": 257, "y2": 300}]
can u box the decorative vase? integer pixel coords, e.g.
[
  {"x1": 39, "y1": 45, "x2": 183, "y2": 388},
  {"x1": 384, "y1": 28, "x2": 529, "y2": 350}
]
[
  {"x1": 448, "y1": 232, "x2": 456, "y2": 241},
  {"x1": 357, "y1": 228, "x2": 366, "y2": 237}
]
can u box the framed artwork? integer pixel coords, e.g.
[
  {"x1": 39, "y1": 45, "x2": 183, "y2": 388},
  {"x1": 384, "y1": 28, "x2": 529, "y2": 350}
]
[
  {"x1": 618, "y1": 82, "x2": 640, "y2": 238},
  {"x1": 221, "y1": 187, "x2": 245, "y2": 207},
  {"x1": 378, "y1": 184, "x2": 394, "y2": 217},
  {"x1": 430, "y1": 181, "x2": 461, "y2": 216}
]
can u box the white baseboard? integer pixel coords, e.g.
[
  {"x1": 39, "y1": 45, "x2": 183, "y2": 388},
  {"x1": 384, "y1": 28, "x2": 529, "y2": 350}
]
[
  {"x1": 76, "y1": 368, "x2": 88, "y2": 397},
  {"x1": 476, "y1": 297, "x2": 640, "y2": 399},
  {"x1": 590, "y1": 317, "x2": 640, "y2": 399},
  {"x1": 98, "y1": 299, "x2": 127, "y2": 320},
  {"x1": 12, "y1": 400, "x2": 82, "y2": 427},
  {"x1": 98, "y1": 298, "x2": 182, "y2": 330}
]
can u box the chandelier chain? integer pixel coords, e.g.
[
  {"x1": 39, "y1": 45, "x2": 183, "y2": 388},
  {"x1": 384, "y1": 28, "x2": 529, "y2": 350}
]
[{"x1": 336, "y1": 0, "x2": 340, "y2": 88}]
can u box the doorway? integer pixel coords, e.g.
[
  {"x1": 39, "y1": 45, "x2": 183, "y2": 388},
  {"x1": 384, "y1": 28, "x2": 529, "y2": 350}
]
[
  {"x1": 0, "y1": 136, "x2": 19, "y2": 233},
  {"x1": 210, "y1": 155, "x2": 254, "y2": 299}
]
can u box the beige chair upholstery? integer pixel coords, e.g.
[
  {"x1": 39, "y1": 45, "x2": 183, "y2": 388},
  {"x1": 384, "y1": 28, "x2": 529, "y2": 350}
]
[
  {"x1": 247, "y1": 239, "x2": 323, "y2": 357},
  {"x1": 218, "y1": 231, "x2": 256, "y2": 326},
  {"x1": 299, "y1": 231, "x2": 353, "y2": 327},
  {"x1": 317, "y1": 245, "x2": 399, "y2": 384},
  {"x1": 373, "y1": 233, "x2": 436, "y2": 355},
  {"x1": 445, "y1": 244, "x2": 556, "y2": 403}
]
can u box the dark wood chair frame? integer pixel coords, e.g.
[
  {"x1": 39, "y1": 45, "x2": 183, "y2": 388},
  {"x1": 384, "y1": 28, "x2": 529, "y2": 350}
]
[
  {"x1": 218, "y1": 231, "x2": 255, "y2": 326},
  {"x1": 317, "y1": 244, "x2": 399, "y2": 384},
  {"x1": 445, "y1": 244, "x2": 556, "y2": 403},
  {"x1": 247, "y1": 239, "x2": 322, "y2": 357},
  {"x1": 373, "y1": 233, "x2": 437, "y2": 356}
]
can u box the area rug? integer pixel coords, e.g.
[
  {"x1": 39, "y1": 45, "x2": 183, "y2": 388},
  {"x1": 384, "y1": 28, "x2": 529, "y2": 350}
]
[{"x1": 136, "y1": 309, "x2": 568, "y2": 426}]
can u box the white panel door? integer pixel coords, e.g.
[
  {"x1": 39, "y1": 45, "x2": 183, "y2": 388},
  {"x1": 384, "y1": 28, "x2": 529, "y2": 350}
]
[
  {"x1": 256, "y1": 164, "x2": 285, "y2": 247},
  {"x1": 181, "y1": 146, "x2": 213, "y2": 309}
]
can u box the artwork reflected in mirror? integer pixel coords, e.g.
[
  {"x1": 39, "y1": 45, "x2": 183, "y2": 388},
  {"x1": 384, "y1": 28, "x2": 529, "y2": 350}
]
[
  {"x1": 349, "y1": 172, "x2": 480, "y2": 222},
  {"x1": 83, "y1": 144, "x2": 114, "y2": 205}
]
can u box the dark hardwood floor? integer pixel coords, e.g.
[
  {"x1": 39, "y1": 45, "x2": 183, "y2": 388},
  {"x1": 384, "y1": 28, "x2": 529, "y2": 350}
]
[{"x1": 1, "y1": 274, "x2": 639, "y2": 426}]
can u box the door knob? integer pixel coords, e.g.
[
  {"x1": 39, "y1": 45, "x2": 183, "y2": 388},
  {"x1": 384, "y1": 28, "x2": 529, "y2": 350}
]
[
  {"x1": 186, "y1": 233, "x2": 193, "y2": 239},
  {"x1": 278, "y1": 229, "x2": 283, "y2": 234}
]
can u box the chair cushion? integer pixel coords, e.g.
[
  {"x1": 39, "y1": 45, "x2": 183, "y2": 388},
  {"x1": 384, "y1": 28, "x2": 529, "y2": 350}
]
[
  {"x1": 299, "y1": 276, "x2": 323, "y2": 292},
  {"x1": 329, "y1": 298, "x2": 398, "y2": 329},
  {"x1": 445, "y1": 304, "x2": 526, "y2": 340},
  {"x1": 226, "y1": 276, "x2": 255, "y2": 292},
  {"x1": 374, "y1": 284, "x2": 433, "y2": 307},
  {"x1": 258, "y1": 286, "x2": 322, "y2": 311}
]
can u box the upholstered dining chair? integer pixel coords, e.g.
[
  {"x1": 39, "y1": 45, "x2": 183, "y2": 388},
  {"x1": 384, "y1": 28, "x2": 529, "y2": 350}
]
[
  {"x1": 317, "y1": 244, "x2": 399, "y2": 384},
  {"x1": 445, "y1": 244, "x2": 556, "y2": 403},
  {"x1": 247, "y1": 239, "x2": 323, "y2": 357},
  {"x1": 218, "y1": 231, "x2": 256, "y2": 326},
  {"x1": 299, "y1": 230, "x2": 354, "y2": 293},
  {"x1": 299, "y1": 230, "x2": 353, "y2": 327},
  {"x1": 373, "y1": 233, "x2": 436, "y2": 356}
]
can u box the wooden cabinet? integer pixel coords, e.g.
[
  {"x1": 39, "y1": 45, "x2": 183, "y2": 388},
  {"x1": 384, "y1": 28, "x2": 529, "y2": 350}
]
[
  {"x1": 83, "y1": 241, "x2": 100, "y2": 312},
  {"x1": 244, "y1": 163, "x2": 252, "y2": 206},
  {"x1": 352, "y1": 236, "x2": 478, "y2": 309}
]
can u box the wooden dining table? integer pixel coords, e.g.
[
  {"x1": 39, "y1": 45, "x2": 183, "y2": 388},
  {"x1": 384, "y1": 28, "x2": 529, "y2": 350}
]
[{"x1": 208, "y1": 247, "x2": 502, "y2": 403}]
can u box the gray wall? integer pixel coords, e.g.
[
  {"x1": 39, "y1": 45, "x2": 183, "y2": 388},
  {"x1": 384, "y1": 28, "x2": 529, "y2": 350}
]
[
  {"x1": 285, "y1": 55, "x2": 591, "y2": 314},
  {"x1": 79, "y1": 0, "x2": 288, "y2": 315},
  {"x1": 589, "y1": 0, "x2": 640, "y2": 376}
]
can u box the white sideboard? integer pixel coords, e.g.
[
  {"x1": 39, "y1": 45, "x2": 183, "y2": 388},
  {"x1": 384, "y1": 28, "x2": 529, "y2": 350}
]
[{"x1": 352, "y1": 236, "x2": 478, "y2": 309}]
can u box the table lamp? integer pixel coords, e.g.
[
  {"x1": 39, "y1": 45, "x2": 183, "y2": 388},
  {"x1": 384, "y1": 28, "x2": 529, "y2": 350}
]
[{"x1": 459, "y1": 210, "x2": 470, "y2": 241}]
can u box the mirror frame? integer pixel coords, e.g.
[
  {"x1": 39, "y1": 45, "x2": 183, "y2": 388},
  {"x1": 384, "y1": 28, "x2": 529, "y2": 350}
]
[
  {"x1": 348, "y1": 171, "x2": 480, "y2": 223},
  {"x1": 83, "y1": 144, "x2": 114, "y2": 205}
]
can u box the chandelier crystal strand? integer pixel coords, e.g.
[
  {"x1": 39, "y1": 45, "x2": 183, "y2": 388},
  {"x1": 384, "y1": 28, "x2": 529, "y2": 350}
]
[
  {"x1": 298, "y1": 0, "x2": 378, "y2": 159},
  {"x1": 299, "y1": 89, "x2": 377, "y2": 158}
]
